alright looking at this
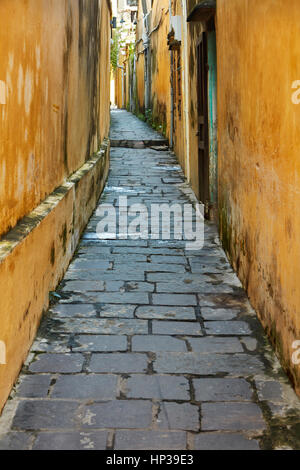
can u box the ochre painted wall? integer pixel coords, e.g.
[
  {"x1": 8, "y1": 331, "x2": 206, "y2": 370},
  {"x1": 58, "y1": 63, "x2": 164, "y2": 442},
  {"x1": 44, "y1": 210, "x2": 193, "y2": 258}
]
[
  {"x1": 217, "y1": 0, "x2": 300, "y2": 394},
  {"x1": 0, "y1": 0, "x2": 111, "y2": 238},
  {"x1": 0, "y1": 0, "x2": 111, "y2": 411},
  {"x1": 149, "y1": 1, "x2": 171, "y2": 141}
]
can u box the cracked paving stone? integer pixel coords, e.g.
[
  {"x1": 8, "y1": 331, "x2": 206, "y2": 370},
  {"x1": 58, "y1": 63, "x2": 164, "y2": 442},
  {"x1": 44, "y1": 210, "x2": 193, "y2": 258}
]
[
  {"x1": 12, "y1": 401, "x2": 80, "y2": 430},
  {"x1": 29, "y1": 353, "x2": 84, "y2": 373},
  {"x1": 89, "y1": 353, "x2": 148, "y2": 373},
  {"x1": 188, "y1": 337, "x2": 244, "y2": 354},
  {"x1": 204, "y1": 321, "x2": 252, "y2": 336},
  {"x1": 132, "y1": 335, "x2": 187, "y2": 352},
  {"x1": 33, "y1": 431, "x2": 108, "y2": 450},
  {"x1": 51, "y1": 375, "x2": 118, "y2": 399},
  {"x1": 136, "y1": 306, "x2": 196, "y2": 320},
  {"x1": 193, "y1": 433, "x2": 260, "y2": 450},
  {"x1": 157, "y1": 403, "x2": 199, "y2": 431},
  {"x1": 43, "y1": 318, "x2": 148, "y2": 335},
  {"x1": 193, "y1": 378, "x2": 253, "y2": 402},
  {"x1": 154, "y1": 352, "x2": 264, "y2": 375},
  {"x1": 125, "y1": 375, "x2": 190, "y2": 400},
  {"x1": 16, "y1": 375, "x2": 52, "y2": 398},
  {"x1": 72, "y1": 335, "x2": 128, "y2": 352},
  {"x1": 201, "y1": 403, "x2": 266, "y2": 432},
  {"x1": 80, "y1": 401, "x2": 152, "y2": 429},
  {"x1": 152, "y1": 321, "x2": 203, "y2": 336},
  {"x1": 114, "y1": 430, "x2": 186, "y2": 450}
]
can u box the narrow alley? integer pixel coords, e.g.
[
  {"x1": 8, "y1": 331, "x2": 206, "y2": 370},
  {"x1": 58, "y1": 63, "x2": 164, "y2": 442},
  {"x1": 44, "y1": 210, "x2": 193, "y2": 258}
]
[{"x1": 0, "y1": 111, "x2": 299, "y2": 450}]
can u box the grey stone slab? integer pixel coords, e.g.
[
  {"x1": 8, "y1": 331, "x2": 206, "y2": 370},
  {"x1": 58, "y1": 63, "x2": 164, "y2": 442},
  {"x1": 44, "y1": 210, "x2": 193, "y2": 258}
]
[
  {"x1": 33, "y1": 431, "x2": 108, "y2": 450},
  {"x1": 61, "y1": 281, "x2": 106, "y2": 293},
  {"x1": 113, "y1": 263, "x2": 186, "y2": 273},
  {"x1": 136, "y1": 306, "x2": 195, "y2": 320},
  {"x1": 193, "y1": 433, "x2": 260, "y2": 450},
  {"x1": 152, "y1": 321, "x2": 203, "y2": 336},
  {"x1": 199, "y1": 294, "x2": 250, "y2": 310},
  {"x1": 125, "y1": 282, "x2": 155, "y2": 293},
  {"x1": 157, "y1": 403, "x2": 199, "y2": 431},
  {"x1": 201, "y1": 403, "x2": 266, "y2": 431},
  {"x1": 154, "y1": 352, "x2": 264, "y2": 375},
  {"x1": 99, "y1": 304, "x2": 136, "y2": 318},
  {"x1": 64, "y1": 270, "x2": 146, "y2": 281},
  {"x1": 73, "y1": 335, "x2": 128, "y2": 352},
  {"x1": 156, "y1": 281, "x2": 211, "y2": 294},
  {"x1": 44, "y1": 318, "x2": 148, "y2": 335},
  {"x1": 150, "y1": 255, "x2": 186, "y2": 265},
  {"x1": 204, "y1": 321, "x2": 252, "y2": 336},
  {"x1": 188, "y1": 337, "x2": 244, "y2": 354},
  {"x1": 241, "y1": 337, "x2": 258, "y2": 352},
  {"x1": 81, "y1": 238, "x2": 148, "y2": 247},
  {"x1": 89, "y1": 353, "x2": 148, "y2": 373},
  {"x1": 80, "y1": 401, "x2": 152, "y2": 429},
  {"x1": 201, "y1": 308, "x2": 240, "y2": 321},
  {"x1": 12, "y1": 401, "x2": 79, "y2": 430},
  {"x1": 51, "y1": 375, "x2": 118, "y2": 399},
  {"x1": 16, "y1": 375, "x2": 52, "y2": 398},
  {"x1": 152, "y1": 294, "x2": 197, "y2": 306},
  {"x1": 31, "y1": 336, "x2": 71, "y2": 353},
  {"x1": 69, "y1": 260, "x2": 111, "y2": 271},
  {"x1": 115, "y1": 430, "x2": 186, "y2": 450},
  {"x1": 29, "y1": 354, "x2": 84, "y2": 373},
  {"x1": 50, "y1": 304, "x2": 97, "y2": 318},
  {"x1": 193, "y1": 378, "x2": 253, "y2": 402},
  {"x1": 255, "y1": 380, "x2": 285, "y2": 402},
  {"x1": 0, "y1": 432, "x2": 33, "y2": 450},
  {"x1": 132, "y1": 335, "x2": 186, "y2": 352},
  {"x1": 125, "y1": 375, "x2": 190, "y2": 400},
  {"x1": 112, "y1": 247, "x2": 184, "y2": 255},
  {"x1": 64, "y1": 292, "x2": 149, "y2": 305}
]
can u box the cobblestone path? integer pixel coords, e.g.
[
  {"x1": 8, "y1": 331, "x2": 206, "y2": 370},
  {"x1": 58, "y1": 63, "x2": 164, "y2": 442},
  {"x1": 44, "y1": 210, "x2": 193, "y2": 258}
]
[{"x1": 0, "y1": 110, "x2": 299, "y2": 450}]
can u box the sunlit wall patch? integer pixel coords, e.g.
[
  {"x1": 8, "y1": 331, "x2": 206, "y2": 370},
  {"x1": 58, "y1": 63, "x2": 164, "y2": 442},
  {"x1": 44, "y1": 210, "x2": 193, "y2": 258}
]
[{"x1": 0, "y1": 80, "x2": 6, "y2": 105}]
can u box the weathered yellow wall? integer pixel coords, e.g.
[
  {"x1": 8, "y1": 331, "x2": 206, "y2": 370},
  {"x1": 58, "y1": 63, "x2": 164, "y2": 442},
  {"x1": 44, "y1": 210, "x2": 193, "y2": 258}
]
[
  {"x1": 217, "y1": 0, "x2": 300, "y2": 394},
  {"x1": 0, "y1": 0, "x2": 111, "y2": 411},
  {"x1": 0, "y1": 0, "x2": 111, "y2": 238},
  {"x1": 149, "y1": 1, "x2": 171, "y2": 140},
  {"x1": 135, "y1": 0, "x2": 146, "y2": 114}
]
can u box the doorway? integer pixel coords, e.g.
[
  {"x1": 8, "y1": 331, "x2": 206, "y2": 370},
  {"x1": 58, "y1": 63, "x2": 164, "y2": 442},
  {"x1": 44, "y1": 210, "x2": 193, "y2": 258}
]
[
  {"x1": 197, "y1": 27, "x2": 218, "y2": 220},
  {"x1": 197, "y1": 32, "x2": 209, "y2": 216}
]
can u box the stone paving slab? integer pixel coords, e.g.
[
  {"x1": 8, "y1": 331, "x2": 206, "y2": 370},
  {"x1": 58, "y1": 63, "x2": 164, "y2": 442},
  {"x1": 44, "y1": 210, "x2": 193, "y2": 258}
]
[
  {"x1": 114, "y1": 430, "x2": 187, "y2": 450},
  {"x1": 33, "y1": 432, "x2": 108, "y2": 450},
  {"x1": 192, "y1": 433, "x2": 260, "y2": 450},
  {"x1": 1, "y1": 110, "x2": 300, "y2": 450},
  {"x1": 125, "y1": 375, "x2": 190, "y2": 400}
]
